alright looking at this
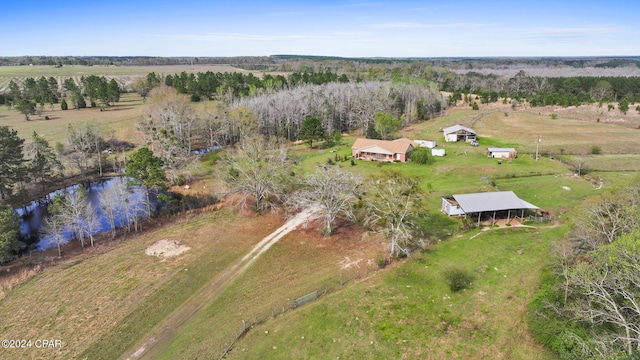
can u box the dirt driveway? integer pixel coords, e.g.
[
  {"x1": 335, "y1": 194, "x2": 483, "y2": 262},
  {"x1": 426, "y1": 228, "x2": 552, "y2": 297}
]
[{"x1": 124, "y1": 206, "x2": 318, "y2": 360}]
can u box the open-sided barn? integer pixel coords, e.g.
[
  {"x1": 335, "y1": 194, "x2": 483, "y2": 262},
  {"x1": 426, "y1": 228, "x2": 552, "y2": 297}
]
[
  {"x1": 443, "y1": 125, "x2": 477, "y2": 143},
  {"x1": 441, "y1": 191, "x2": 539, "y2": 226}
]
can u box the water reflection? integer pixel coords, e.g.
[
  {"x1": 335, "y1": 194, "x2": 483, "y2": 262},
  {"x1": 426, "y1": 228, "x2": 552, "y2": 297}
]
[{"x1": 16, "y1": 177, "x2": 151, "y2": 251}]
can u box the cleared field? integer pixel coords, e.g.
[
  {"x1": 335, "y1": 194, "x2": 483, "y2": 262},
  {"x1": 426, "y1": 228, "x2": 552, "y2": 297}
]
[
  {"x1": 230, "y1": 225, "x2": 569, "y2": 360},
  {"x1": 0, "y1": 92, "x2": 144, "y2": 145},
  {"x1": 0, "y1": 208, "x2": 284, "y2": 360}
]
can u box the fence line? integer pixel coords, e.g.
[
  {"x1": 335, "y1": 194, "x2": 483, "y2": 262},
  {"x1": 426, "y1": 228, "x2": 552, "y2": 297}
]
[{"x1": 217, "y1": 267, "x2": 377, "y2": 359}]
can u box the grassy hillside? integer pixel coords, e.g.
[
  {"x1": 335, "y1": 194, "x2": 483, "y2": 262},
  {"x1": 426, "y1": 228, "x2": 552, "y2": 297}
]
[{"x1": 230, "y1": 226, "x2": 568, "y2": 359}]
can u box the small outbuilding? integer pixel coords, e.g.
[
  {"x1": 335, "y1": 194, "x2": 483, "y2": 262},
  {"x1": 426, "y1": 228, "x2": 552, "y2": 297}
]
[
  {"x1": 431, "y1": 148, "x2": 446, "y2": 157},
  {"x1": 443, "y1": 125, "x2": 477, "y2": 143},
  {"x1": 487, "y1": 147, "x2": 517, "y2": 159},
  {"x1": 414, "y1": 139, "x2": 437, "y2": 149}
]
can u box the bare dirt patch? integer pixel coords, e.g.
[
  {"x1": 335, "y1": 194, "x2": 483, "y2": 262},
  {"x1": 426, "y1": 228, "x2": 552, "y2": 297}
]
[{"x1": 145, "y1": 239, "x2": 191, "y2": 260}]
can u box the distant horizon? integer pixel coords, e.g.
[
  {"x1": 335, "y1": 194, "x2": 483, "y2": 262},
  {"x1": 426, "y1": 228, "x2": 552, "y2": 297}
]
[
  {"x1": 2, "y1": 55, "x2": 640, "y2": 60},
  {"x1": 3, "y1": 0, "x2": 639, "y2": 58}
]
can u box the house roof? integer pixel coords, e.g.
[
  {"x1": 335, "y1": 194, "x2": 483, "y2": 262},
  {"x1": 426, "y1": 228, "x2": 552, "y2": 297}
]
[
  {"x1": 487, "y1": 148, "x2": 516, "y2": 153},
  {"x1": 451, "y1": 191, "x2": 539, "y2": 213},
  {"x1": 352, "y1": 138, "x2": 415, "y2": 154},
  {"x1": 443, "y1": 125, "x2": 476, "y2": 135}
]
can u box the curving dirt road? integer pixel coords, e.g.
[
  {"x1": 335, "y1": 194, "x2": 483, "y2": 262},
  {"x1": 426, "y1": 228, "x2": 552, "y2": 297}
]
[{"x1": 124, "y1": 206, "x2": 318, "y2": 360}]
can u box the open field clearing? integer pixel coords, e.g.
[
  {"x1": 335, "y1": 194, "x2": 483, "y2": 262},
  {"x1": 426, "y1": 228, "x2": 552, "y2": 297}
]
[
  {"x1": 0, "y1": 93, "x2": 144, "y2": 145},
  {"x1": 154, "y1": 221, "x2": 383, "y2": 359},
  {"x1": 404, "y1": 106, "x2": 640, "y2": 156},
  {"x1": 229, "y1": 225, "x2": 567, "y2": 360},
  {"x1": 0, "y1": 208, "x2": 282, "y2": 360}
]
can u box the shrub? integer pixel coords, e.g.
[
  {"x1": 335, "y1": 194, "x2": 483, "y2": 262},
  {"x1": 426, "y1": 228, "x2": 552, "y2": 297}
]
[
  {"x1": 590, "y1": 145, "x2": 601, "y2": 155},
  {"x1": 551, "y1": 113, "x2": 558, "y2": 119},
  {"x1": 410, "y1": 147, "x2": 432, "y2": 165},
  {"x1": 471, "y1": 102, "x2": 479, "y2": 110},
  {"x1": 60, "y1": 99, "x2": 68, "y2": 110},
  {"x1": 190, "y1": 93, "x2": 201, "y2": 102},
  {"x1": 442, "y1": 267, "x2": 474, "y2": 292},
  {"x1": 375, "y1": 252, "x2": 388, "y2": 269}
]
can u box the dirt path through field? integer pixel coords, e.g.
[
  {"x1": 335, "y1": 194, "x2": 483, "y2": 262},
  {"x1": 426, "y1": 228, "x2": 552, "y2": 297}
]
[{"x1": 124, "y1": 206, "x2": 318, "y2": 360}]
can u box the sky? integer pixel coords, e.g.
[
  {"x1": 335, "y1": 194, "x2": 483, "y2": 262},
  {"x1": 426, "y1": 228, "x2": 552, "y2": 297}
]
[{"x1": 1, "y1": 0, "x2": 639, "y2": 57}]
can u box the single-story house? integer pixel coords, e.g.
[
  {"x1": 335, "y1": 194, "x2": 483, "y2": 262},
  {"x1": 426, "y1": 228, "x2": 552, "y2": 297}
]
[
  {"x1": 443, "y1": 125, "x2": 477, "y2": 143},
  {"x1": 441, "y1": 191, "x2": 539, "y2": 226},
  {"x1": 432, "y1": 148, "x2": 446, "y2": 157},
  {"x1": 414, "y1": 139, "x2": 437, "y2": 149},
  {"x1": 352, "y1": 137, "x2": 417, "y2": 163},
  {"x1": 487, "y1": 147, "x2": 517, "y2": 159}
]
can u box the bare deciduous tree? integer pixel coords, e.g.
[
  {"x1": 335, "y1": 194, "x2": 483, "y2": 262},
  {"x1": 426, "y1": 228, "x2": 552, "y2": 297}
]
[
  {"x1": 138, "y1": 86, "x2": 196, "y2": 183},
  {"x1": 66, "y1": 123, "x2": 104, "y2": 178},
  {"x1": 43, "y1": 212, "x2": 68, "y2": 257},
  {"x1": 364, "y1": 170, "x2": 425, "y2": 258},
  {"x1": 224, "y1": 135, "x2": 293, "y2": 212},
  {"x1": 567, "y1": 233, "x2": 640, "y2": 356},
  {"x1": 49, "y1": 188, "x2": 98, "y2": 248},
  {"x1": 574, "y1": 194, "x2": 639, "y2": 250},
  {"x1": 288, "y1": 165, "x2": 363, "y2": 236}
]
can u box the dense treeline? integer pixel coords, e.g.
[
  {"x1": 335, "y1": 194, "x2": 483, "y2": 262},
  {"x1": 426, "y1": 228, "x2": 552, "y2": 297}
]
[
  {"x1": 145, "y1": 69, "x2": 349, "y2": 101},
  {"x1": 232, "y1": 80, "x2": 444, "y2": 140},
  {"x1": 443, "y1": 71, "x2": 640, "y2": 109},
  {"x1": 3, "y1": 56, "x2": 640, "y2": 75}
]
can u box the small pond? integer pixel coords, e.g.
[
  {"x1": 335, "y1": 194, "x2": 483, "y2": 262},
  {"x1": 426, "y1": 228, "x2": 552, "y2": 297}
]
[{"x1": 15, "y1": 177, "x2": 152, "y2": 251}]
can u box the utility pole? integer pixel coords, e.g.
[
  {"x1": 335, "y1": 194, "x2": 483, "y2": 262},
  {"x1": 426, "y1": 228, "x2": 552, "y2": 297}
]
[{"x1": 535, "y1": 135, "x2": 541, "y2": 160}]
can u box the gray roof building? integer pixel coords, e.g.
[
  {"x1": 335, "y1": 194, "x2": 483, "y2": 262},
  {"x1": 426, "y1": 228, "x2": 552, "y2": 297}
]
[{"x1": 451, "y1": 191, "x2": 538, "y2": 213}]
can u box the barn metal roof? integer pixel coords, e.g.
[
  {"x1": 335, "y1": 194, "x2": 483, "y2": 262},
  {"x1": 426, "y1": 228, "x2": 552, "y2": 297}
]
[
  {"x1": 452, "y1": 191, "x2": 539, "y2": 213},
  {"x1": 443, "y1": 125, "x2": 476, "y2": 135},
  {"x1": 487, "y1": 147, "x2": 516, "y2": 152}
]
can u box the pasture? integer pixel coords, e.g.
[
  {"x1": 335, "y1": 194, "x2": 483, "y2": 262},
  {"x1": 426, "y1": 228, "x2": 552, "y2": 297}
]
[
  {"x1": 1, "y1": 82, "x2": 640, "y2": 359},
  {"x1": 0, "y1": 93, "x2": 144, "y2": 145}
]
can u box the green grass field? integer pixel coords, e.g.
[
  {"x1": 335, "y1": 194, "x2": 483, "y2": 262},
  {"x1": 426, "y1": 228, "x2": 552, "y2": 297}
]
[
  {"x1": 0, "y1": 92, "x2": 144, "y2": 145},
  {"x1": 230, "y1": 225, "x2": 568, "y2": 359},
  {"x1": 2, "y1": 87, "x2": 640, "y2": 359}
]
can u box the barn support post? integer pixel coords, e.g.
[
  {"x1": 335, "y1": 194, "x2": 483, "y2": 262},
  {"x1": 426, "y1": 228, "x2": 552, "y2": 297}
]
[
  {"x1": 507, "y1": 210, "x2": 511, "y2": 224},
  {"x1": 521, "y1": 209, "x2": 524, "y2": 221},
  {"x1": 492, "y1": 212, "x2": 496, "y2": 226},
  {"x1": 477, "y1": 212, "x2": 481, "y2": 227}
]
